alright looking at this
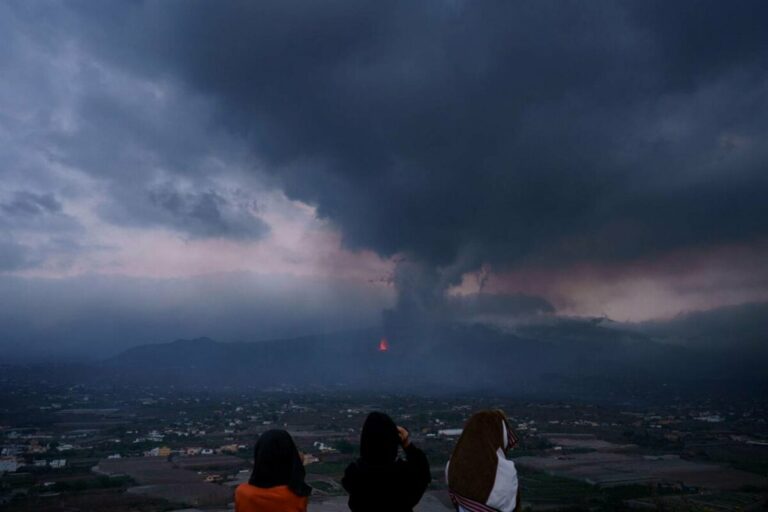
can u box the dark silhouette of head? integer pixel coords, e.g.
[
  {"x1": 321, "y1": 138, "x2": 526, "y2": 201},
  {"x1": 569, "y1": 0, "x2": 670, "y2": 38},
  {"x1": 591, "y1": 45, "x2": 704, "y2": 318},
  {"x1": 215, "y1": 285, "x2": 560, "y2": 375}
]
[
  {"x1": 360, "y1": 411, "x2": 400, "y2": 465},
  {"x1": 249, "y1": 429, "x2": 311, "y2": 497}
]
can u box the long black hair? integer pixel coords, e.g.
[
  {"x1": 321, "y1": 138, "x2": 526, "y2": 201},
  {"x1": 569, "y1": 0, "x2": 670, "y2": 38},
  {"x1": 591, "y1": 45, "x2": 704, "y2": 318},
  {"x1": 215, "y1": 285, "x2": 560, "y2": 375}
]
[{"x1": 248, "y1": 429, "x2": 311, "y2": 497}]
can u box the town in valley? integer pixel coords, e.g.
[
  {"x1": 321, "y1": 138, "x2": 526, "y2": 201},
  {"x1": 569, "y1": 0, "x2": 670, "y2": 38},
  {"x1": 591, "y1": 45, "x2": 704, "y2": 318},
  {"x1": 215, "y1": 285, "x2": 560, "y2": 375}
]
[{"x1": 1, "y1": 379, "x2": 766, "y2": 511}]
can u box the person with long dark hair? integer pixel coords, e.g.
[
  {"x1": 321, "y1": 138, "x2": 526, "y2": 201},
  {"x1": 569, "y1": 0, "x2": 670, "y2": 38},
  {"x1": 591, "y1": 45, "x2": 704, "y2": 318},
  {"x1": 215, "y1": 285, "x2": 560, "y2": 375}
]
[
  {"x1": 235, "y1": 429, "x2": 312, "y2": 512},
  {"x1": 446, "y1": 410, "x2": 520, "y2": 512},
  {"x1": 342, "y1": 411, "x2": 431, "y2": 512}
]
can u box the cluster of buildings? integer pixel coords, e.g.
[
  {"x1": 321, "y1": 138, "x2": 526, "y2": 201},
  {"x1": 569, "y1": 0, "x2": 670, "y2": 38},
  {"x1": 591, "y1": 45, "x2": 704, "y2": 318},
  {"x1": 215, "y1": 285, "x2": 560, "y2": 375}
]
[
  {"x1": 1, "y1": 434, "x2": 72, "y2": 474},
  {"x1": 142, "y1": 443, "x2": 247, "y2": 458},
  {"x1": 0, "y1": 455, "x2": 66, "y2": 474}
]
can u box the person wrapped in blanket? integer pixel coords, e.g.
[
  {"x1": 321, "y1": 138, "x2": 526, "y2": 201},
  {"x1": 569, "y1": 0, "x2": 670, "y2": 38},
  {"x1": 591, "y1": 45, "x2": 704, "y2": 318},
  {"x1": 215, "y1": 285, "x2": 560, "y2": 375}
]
[{"x1": 445, "y1": 410, "x2": 520, "y2": 512}]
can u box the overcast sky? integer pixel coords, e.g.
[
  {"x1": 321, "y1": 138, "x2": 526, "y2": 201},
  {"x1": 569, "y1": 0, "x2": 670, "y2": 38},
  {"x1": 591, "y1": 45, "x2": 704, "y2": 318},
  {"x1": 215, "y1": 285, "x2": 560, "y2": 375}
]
[{"x1": 1, "y1": 1, "x2": 767, "y2": 357}]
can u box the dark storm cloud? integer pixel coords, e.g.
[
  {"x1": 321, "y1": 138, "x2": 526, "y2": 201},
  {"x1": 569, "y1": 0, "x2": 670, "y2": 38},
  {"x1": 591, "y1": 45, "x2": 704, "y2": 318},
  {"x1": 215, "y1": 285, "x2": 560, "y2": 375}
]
[
  {"x1": 147, "y1": 186, "x2": 269, "y2": 240},
  {"x1": 448, "y1": 293, "x2": 554, "y2": 317},
  {"x1": 627, "y1": 0, "x2": 768, "y2": 89},
  {"x1": 58, "y1": 0, "x2": 768, "y2": 281},
  {"x1": 1, "y1": 0, "x2": 272, "y2": 242},
  {"x1": 43, "y1": 68, "x2": 271, "y2": 240},
  {"x1": 0, "y1": 189, "x2": 83, "y2": 267},
  {"x1": 635, "y1": 301, "x2": 768, "y2": 354},
  {"x1": 1, "y1": 191, "x2": 62, "y2": 216},
  {"x1": 101, "y1": 184, "x2": 270, "y2": 240}
]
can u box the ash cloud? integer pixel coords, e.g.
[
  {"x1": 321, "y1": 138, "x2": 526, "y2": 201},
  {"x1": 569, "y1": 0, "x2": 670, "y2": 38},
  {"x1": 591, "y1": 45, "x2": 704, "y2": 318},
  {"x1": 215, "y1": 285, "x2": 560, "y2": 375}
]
[
  {"x1": 446, "y1": 293, "x2": 555, "y2": 320},
  {"x1": 635, "y1": 301, "x2": 768, "y2": 354},
  {"x1": 2, "y1": 1, "x2": 768, "y2": 328},
  {"x1": 58, "y1": 1, "x2": 768, "y2": 303}
]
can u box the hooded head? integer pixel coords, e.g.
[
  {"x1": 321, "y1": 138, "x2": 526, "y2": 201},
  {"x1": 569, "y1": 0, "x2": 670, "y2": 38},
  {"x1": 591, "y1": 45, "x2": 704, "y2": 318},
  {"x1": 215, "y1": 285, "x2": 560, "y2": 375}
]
[
  {"x1": 447, "y1": 410, "x2": 515, "y2": 503},
  {"x1": 249, "y1": 429, "x2": 311, "y2": 497},
  {"x1": 360, "y1": 411, "x2": 400, "y2": 466}
]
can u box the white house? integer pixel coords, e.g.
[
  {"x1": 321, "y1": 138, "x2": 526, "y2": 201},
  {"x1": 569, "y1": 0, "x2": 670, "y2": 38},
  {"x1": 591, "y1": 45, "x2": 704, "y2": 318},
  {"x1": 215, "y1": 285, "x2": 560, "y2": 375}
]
[{"x1": 0, "y1": 457, "x2": 19, "y2": 473}]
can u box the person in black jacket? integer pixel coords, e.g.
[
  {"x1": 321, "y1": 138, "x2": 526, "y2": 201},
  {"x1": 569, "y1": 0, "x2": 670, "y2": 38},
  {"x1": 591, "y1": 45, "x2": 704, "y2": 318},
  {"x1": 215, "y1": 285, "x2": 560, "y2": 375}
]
[{"x1": 342, "y1": 411, "x2": 431, "y2": 512}]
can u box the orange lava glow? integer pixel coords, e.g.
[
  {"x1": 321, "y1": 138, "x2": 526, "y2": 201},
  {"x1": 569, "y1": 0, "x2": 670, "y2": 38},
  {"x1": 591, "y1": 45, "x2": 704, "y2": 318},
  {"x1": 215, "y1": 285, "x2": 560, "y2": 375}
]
[{"x1": 378, "y1": 338, "x2": 390, "y2": 352}]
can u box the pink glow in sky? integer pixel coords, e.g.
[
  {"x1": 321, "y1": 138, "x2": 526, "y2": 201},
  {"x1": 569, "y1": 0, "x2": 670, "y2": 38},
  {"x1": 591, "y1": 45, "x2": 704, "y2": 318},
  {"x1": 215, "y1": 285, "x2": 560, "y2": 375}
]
[{"x1": 450, "y1": 241, "x2": 768, "y2": 322}]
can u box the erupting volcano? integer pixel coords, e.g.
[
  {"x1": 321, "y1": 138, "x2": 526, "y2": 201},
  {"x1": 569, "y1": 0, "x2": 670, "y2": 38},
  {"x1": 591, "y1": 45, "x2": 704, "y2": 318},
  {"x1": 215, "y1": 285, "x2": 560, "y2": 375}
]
[{"x1": 378, "y1": 337, "x2": 389, "y2": 352}]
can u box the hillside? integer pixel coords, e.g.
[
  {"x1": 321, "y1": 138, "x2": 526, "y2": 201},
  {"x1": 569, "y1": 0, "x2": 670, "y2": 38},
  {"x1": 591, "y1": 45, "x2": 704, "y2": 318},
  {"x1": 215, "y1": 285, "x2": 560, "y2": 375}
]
[{"x1": 100, "y1": 321, "x2": 767, "y2": 400}]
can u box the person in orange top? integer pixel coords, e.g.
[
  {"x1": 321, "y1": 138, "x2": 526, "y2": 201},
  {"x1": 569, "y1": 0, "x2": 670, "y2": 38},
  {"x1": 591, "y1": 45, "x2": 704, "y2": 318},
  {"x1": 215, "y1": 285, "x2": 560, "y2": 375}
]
[{"x1": 235, "y1": 429, "x2": 312, "y2": 512}]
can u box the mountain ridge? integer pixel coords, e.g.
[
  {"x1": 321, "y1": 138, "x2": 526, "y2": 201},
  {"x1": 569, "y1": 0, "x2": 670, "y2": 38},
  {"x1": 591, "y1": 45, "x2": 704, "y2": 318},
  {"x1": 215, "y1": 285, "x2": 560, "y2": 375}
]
[{"x1": 98, "y1": 321, "x2": 767, "y2": 400}]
